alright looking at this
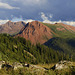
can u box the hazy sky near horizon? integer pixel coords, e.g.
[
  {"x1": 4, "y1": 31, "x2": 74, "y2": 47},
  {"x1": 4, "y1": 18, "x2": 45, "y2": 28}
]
[{"x1": 0, "y1": 0, "x2": 75, "y2": 21}]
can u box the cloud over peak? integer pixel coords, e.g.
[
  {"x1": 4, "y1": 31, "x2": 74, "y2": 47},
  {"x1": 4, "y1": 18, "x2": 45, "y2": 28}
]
[
  {"x1": 40, "y1": 12, "x2": 75, "y2": 26},
  {"x1": 0, "y1": 2, "x2": 20, "y2": 9}
]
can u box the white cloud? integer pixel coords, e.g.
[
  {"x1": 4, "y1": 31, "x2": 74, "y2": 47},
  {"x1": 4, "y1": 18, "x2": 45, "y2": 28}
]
[
  {"x1": 41, "y1": 12, "x2": 48, "y2": 20},
  {"x1": 40, "y1": 12, "x2": 53, "y2": 20},
  {"x1": 0, "y1": 18, "x2": 34, "y2": 25},
  {"x1": 11, "y1": 14, "x2": 75, "y2": 26},
  {"x1": 11, "y1": 16, "x2": 34, "y2": 23},
  {"x1": 43, "y1": 19, "x2": 75, "y2": 26},
  {"x1": 11, "y1": 17, "x2": 23, "y2": 22},
  {"x1": 24, "y1": 19, "x2": 34, "y2": 23},
  {"x1": 49, "y1": 14, "x2": 53, "y2": 19},
  {"x1": 62, "y1": 21, "x2": 75, "y2": 26},
  {"x1": 13, "y1": 0, "x2": 47, "y2": 5},
  {"x1": 0, "y1": 2, "x2": 20, "y2": 9},
  {"x1": 43, "y1": 20, "x2": 62, "y2": 24},
  {"x1": 40, "y1": 12, "x2": 75, "y2": 26},
  {"x1": 0, "y1": 20, "x2": 9, "y2": 25}
]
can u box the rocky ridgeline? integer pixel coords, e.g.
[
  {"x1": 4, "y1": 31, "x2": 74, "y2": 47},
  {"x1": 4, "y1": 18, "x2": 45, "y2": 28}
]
[
  {"x1": 0, "y1": 60, "x2": 74, "y2": 71},
  {"x1": 0, "y1": 61, "x2": 45, "y2": 70}
]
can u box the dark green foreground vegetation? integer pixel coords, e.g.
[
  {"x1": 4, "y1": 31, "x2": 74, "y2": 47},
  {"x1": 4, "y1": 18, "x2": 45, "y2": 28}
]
[{"x1": 0, "y1": 34, "x2": 72, "y2": 64}]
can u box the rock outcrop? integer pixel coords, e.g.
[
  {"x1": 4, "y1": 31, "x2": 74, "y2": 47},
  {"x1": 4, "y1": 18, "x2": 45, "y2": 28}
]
[
  {"x1": 51, "y1": 61, "x2": 72, "y2": 70},
  {"x1": 12, "y1": 62, "x2": 23, "y2": 70},
  {"x1": 0, "y1": 61, "x2": 46, "y2": 71},
  {"x1": 28, "y1": 64, "x2": 45, "y2": 70},
  {"x1": 0, "y1": 61, "x2": 5, "y2": 69},
  {"x1": 0, "y1": 61, "x2": 23, "y2": 70}
]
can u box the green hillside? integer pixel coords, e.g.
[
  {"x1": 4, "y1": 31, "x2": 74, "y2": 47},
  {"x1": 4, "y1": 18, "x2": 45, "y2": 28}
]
[
  {"x1": 44, "y1": 37, "x2": 75, "y2": 61},
  {"x1": 43, "y1": 23, "x2": 75, "y2": 61},
  {"x1": 0, "y1": 34, "x2": 70, "y2": 64},
  {"x1": 43, "y1": 23, "x2": 75, "y2": 38}
]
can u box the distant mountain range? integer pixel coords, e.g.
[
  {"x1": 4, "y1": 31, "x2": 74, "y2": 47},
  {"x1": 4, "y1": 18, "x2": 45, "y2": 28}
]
[{"x1": 0, "y1": 20, "x2": 75, "y2": 44}]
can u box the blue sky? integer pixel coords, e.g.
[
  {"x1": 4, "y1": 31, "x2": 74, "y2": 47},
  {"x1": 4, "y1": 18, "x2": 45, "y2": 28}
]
[{"x1": 0, "y1": 0, "x2": 75, "y2": 25}]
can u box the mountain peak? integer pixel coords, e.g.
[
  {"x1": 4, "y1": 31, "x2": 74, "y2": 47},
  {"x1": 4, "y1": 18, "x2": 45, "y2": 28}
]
[
  {"x1": 0, "y1": 21, "x2": 26, "y2": 35},
  {"x1": 16, "y1": 21, "x2": 52, "y2": 44}
]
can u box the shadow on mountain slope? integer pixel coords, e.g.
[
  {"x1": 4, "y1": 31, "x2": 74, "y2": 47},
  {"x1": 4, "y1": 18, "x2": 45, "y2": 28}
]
[{"x1": 44, "y1": 37, "x2": 75, "y2": 58}]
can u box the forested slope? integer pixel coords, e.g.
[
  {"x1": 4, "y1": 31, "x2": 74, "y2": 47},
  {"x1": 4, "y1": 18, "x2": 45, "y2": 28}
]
[{"x1": 0, "y1": 34, "x2": 71, "y2": 64}]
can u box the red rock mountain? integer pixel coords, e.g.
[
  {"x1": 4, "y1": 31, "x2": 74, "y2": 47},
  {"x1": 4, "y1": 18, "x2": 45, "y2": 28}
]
[
  {"x1": 16, "y1": 21, "x2": 75, "y2": 44},
  {"x1": 0, "y1": 21, "x2": 26, "y2": 35},
  {"x1": 16, "y1": 21, "x2": 52, "y2": 44}
]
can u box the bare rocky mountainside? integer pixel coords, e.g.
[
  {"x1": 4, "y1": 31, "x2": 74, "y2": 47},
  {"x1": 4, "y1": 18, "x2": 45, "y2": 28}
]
[
  {"x1": 16, "y1": 21, "x2": 53, "y2": 44},
  {"x1": 0, "y1": 21, "x2": 26, "y2": 35}
]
